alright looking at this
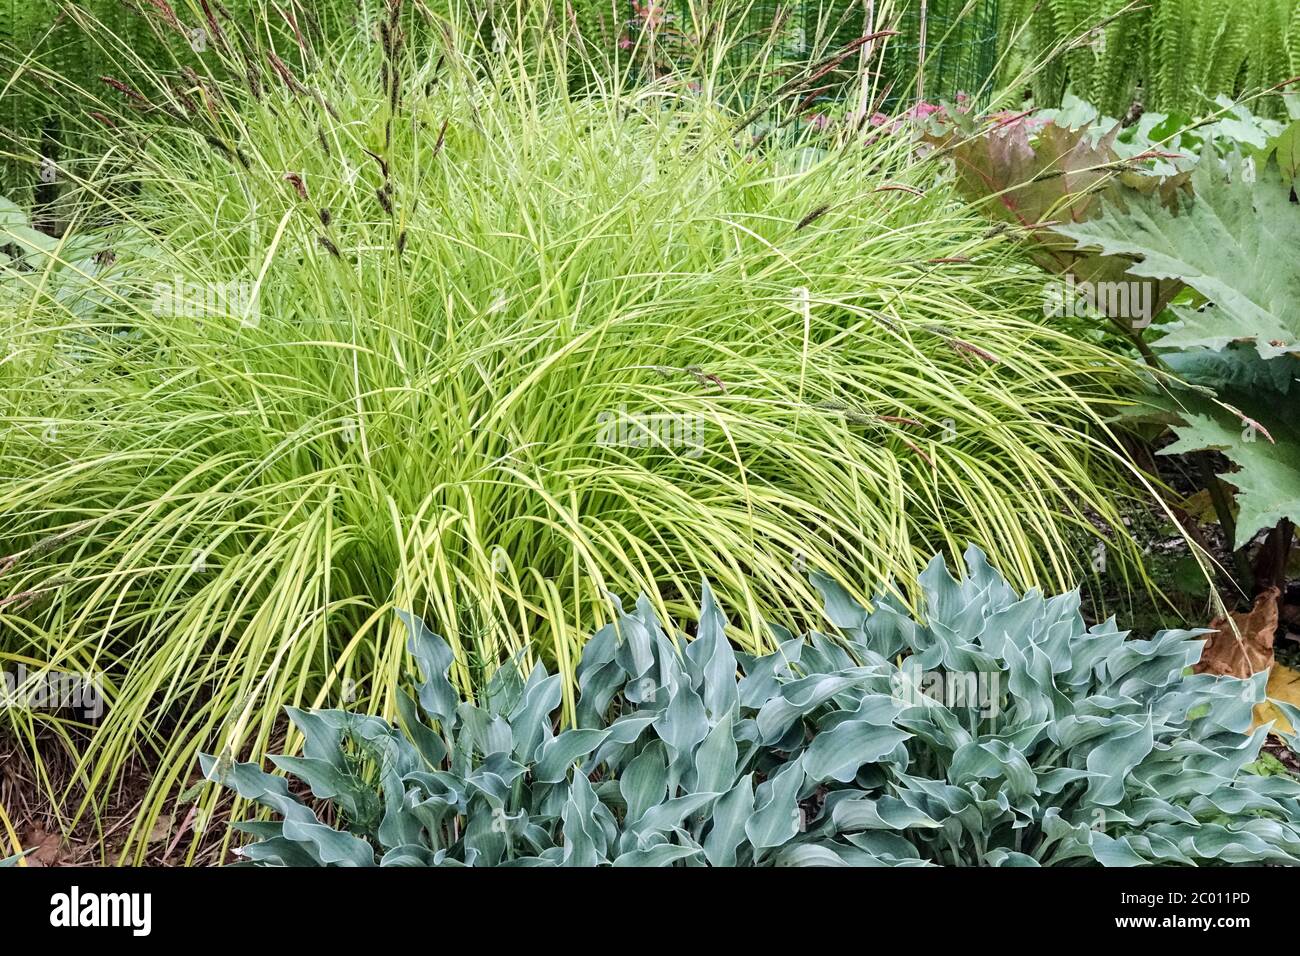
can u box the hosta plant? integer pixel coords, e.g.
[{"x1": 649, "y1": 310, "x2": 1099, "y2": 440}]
[
  {"x1": 0, "y1": 196, "x2": 118, "y2": 319},
  {"x1": 205, "y1": 548, "x2": 1300, "y2": 866}
]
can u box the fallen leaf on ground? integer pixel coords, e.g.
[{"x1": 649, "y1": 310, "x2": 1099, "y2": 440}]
[
  {"x1": 147, "y1": 814, "x2": 174, "y2": 845},
  {"x1": 1255, "y1": 664, "x2": 1300, "y2": 735},
  {"x1": 20, "y1": 826, "x2": 64, "y2": 867},
  {"x1": 1194, "y1": 587, "x2": 1280, "y2": 678}
]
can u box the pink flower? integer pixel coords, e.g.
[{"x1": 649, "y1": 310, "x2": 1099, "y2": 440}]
[{"x1": 907, "y1": 102, "x2": 942, "y2": 120}]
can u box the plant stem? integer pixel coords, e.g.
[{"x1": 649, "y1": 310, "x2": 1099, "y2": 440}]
[{"x1": 1199, "y1": 453, "x2": 1252, "y2": 591}]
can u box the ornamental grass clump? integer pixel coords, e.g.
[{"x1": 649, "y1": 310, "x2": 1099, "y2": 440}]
[
  {"x1": 2, "y1": 5, "x2": 1151, "y2": 856},
  {"x1": 206, "y1": 547, "x2": 1300, "y2": 866}
]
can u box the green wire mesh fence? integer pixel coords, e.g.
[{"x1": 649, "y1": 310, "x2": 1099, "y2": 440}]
[
  {"x1": 1, "y1": 1, "x2": 203, "y2": 203},
  {"x1": 624, "y1": 0, "x2": 1002, "y2": 111},
  {"x1": 2, "y1": 1, "x2": 1003, "y2": 203},
  {"x1": 893, "y1": 0, "x2": 1001, "y2": 107},
  {"x1": 2, "y1": 1, "x2": 344, "y2": 205}
]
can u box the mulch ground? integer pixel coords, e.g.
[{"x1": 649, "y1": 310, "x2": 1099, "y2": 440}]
[{"x1": 1, "y1": 726, "x2": 235, "y2": 867}]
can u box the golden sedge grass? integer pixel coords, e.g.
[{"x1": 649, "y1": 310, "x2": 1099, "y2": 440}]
[{"x1": 1, "y1": 3, "x2": 1158, "y2": 859}]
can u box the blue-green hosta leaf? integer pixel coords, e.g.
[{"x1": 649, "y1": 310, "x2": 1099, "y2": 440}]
[
  {"x1": 1190, "y1": 785, "x2": 1297, "y2": 820},
  {"x1": 773, "y1": 842, "x2": 850, "y2": 866},
  {"x1": 455, "y1": 702, "x2": 514, "y2": 756},
  {"x1": 463, "y1": 797, "x2": 514, "y2": 866},
  {"x1": 575, "y1": 623, "x2": 624, "y2": 726},
  {"x1": 653, "y1": 677, "x2": 709, "y2": 770},
  {"x1": 810, "y1": 571, "x2": 867, "y2": 634},
  {"x1": 1150, "y1": 821, "x2": 1298, "y2": 864},
  {"x1": 1181, "y1": 671, "x2": 1266, "y2": 735},
  {"x1": 283, "y1": 707, "x2": 350, "y2": 769},
  {"x1": 1189, "y1": 725, "x2": 1271, "y2": 781},
  {"x1": 808, "y1": 632, "x2": 865, "y2": 675},
  {"x1": 620, "y1": 741, "x2": 669, "y2": 825},
  {"x1": 690, "y1": 710, "x2": 739, "y2": 794},
  {"x1": 1088, "y1": 832, "x2": 1151, "y2": 867},
  {"x1": 231, "y1": 816, "x2": 319, "y2": 863},
  {"x1": 831, "y1": 795, "x2": 942, "y2": 832},
  {"x1": 1001, "y1": 634, "x2": 1069, "y2": 726},
  {"x1": 380, "y1": 844, "x2": 443, "y2": 866},
  {"x1": 534, "y1": 728, "x2": 609, "y2": 783},
  {"x1": 508, "y1": 669, "x2": 563, "y2": 762},
  {"x1": 983, "y1": 848, "x2": 1041, "y2": 867},
  {"x1": 612, "y1": 607, "x2": 657, "y2": 692},
  {"x1": 235, "y1": 833, "x2": 324, "y2": 867},
  {"x1": 1037, "y1": 767, "x2": 1092, "y2": 794},
  {"x1": 630, "y1": 793, "x2": 719, "y2": 840},
  {"x1": 1053, "y1": 713, "x2": 1133, "y2": 750},
  {"x1": 481, "y1": 654, "x2": 527, "y2": 717},
  {"x1": 276, "y1": 819, "x2": 376, "y2": 867},
  {"x1": 755, "y1": 670, "x2": 876, "y2": 743},
  {"x1": 702, "y1": 774, "x2": 754, "y2": 867},
  {"x1": 464, "y1": 753, "x2": 528, "y2": 803},
  {"x1": 1063, "y1": 619, "x2": 1130, "y2": 690},
  {"x1": 397, "y1": 610, "x2": 460, "y2": 730},
  {"x1": 896, "y1": 700, "x2": 974, "y2": 754},
  {"x1": 745, "y1": 756, "x2": 806, "y2": 851},
  {"x1": 202, "y1": 754, "x2": 376, "y2": 866},
  {"x1": 605, "y1": 713, "x2": 659, "y2": 745},
  {"x1": 589, "y1": 713, "x2": 660, "y2": 770},
  {"x1": 213, "y1": 554, "x2": 1300, "y2": 868},
  {"x1": 395, "y1": 689, "x2": 448, "y2": 767},
  {"x1": 684, "y1": 581, "x2": 738, "y2": 721},
  {"x1": 560, "y1": 772, "x2": 613, "y2": 867},
  {"x1": 840, "y1": 830, "x2": 930, "y2": 865},
  {"x1": 612, "y1": 842, "x2": 703, "y2": 867},
  {"x1": 200, "y1": 754, "x2": 301, "y2": 816},
  {"x1": 269, "y1": 755, "x2": 380, "y2": 825},
  {"x1": 917, "y1": 551, "x2": 968, "y2": 630},
  {"x1": 736, "y1": 636, "x2": 804, "y2": 709},
  {"x1": 859, "y1": 597, "x2": 921, "y2": 659},
  {"x1": 1107, "y1": 632, "x2": 1206, "y2": 697},
  {"x1": 895, "y1": 773, "x2": 1013, "y2": 841},
  {"x1": 1269, "y1": 699, "x2": 1300, "y2": 752},
  {"x1": 948, "y1": 739, "x2": 1037, "y2": 798},
  {"x1": 1085, "y1": 716, "x2": 1155, "y2": 806},
  {"x1": 803, "y1": 718, "x2": 910, "y2": 784}
]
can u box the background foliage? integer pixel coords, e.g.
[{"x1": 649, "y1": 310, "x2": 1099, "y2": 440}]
[{"x1": 1000, "y1": 0, "x2": 1300, "y2": 118}]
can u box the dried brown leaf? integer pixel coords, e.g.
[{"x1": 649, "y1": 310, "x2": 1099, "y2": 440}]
[{"x1": 1194, "y1": 587, "x2": 1281, "y2": 678}]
